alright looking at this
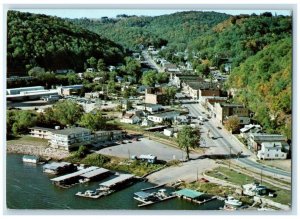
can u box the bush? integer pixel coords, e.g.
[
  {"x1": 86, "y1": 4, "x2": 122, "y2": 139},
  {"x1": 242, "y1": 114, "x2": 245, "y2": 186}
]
[{"x1": 81, "y1": 153, "x2": 111, "y2": 167}]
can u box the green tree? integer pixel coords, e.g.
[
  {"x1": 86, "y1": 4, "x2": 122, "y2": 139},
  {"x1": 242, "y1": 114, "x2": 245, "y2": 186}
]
[
  {"x1": 79, "y1": 110, "x2": 106, "y2": 131},
  {"x1": 176, "y1": 126, "x2": 200, "y2": 160},
  {"x1": 97, "y1": 58, "x2": 106, "y2": 71},
  {"x1": 142, "y1": 70, "x2": 157, "y2": 87},
  {"x1": 87, "y1": 57, "x2": 97, "y2": 69},
  {"x1": 224, "y1": 115, "x2": 240, "y2": 133},
  {"x1": 28, "y1": 66, "x2": 45, "y2": 77},
  {"x1": 52, "y1": 100, "x2": 84, "y2": 126},
  {"x1": 164, "y1": 86, "x2": 177, "y2": 105},
  {"x1": 156, "y1": 72, "x2": 169, "y2": 84},
  {"x1": 11, "y1": 110, "x2": 37, "y2": 136}
]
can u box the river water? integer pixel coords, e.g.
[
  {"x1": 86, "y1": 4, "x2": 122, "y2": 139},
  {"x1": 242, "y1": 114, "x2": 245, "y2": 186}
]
[{"x1": 6, "y1": 154, "x2": 224, "y2": 210}]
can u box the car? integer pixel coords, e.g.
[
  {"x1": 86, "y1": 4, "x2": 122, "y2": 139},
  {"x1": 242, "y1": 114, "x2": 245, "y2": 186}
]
[{"x1": 217, "y1": 126, "x2": 222, "y2": 130}]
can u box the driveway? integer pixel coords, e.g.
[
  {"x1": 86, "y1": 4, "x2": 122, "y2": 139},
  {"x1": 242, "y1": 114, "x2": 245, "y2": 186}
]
[{"x1": 96, "y1": 137, "x2": 200, "y2": 161}]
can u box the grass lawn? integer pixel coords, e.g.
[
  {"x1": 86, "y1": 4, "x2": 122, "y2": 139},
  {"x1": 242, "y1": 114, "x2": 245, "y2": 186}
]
[
  {"x1": 7, "y1": 135, "x2": 48, "y2": 147},
  {"x1": 206, "y1": 166, "x2": 291, "y2": 205}
]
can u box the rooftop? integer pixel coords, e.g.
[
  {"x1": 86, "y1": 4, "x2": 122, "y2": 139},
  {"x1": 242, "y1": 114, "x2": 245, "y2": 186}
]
[
  {"x1": 51, "y1": 166, "x2": 99, "y2": 182},
  {"x1": 150, "y1": 111, "x2": 180, "y2": 118},
  {"x1": 51, "y1": 127, "x2": 91, "y2": 135},
  {"x1": 29, "y1": 126, "x2": 55, "y2": 132},
  {"x1": 99, "y1": 174, "x2": 134, "y2": 188},
  {"x1": 174, "y1": 189, "x2": 204, "y2": 199},
  {"x1": 250, "y1": 133, "x2": 286, "y2": 142},
  {"x1": 80, "y1": 168, "x2": 110, "y2": 178}
]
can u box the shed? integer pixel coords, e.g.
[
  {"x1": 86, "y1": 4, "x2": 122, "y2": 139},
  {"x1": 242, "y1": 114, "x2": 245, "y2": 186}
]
[{"x1": 174, "y1": 189, "x2": 204, "y2": 199}]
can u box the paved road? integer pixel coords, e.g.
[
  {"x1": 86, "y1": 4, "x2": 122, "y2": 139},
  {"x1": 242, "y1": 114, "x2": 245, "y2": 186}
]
[
  {"x1": 96, "y1": 137, "x2": 200, "y2": 161},
  {"x1": 141, "y1": 51, "x2": 164, "y2": 72},
  {"x1": 183, "y1": 102, "x2": 291, "y2": 179}
]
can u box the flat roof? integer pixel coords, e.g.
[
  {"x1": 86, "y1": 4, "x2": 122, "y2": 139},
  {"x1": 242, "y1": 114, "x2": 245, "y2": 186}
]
[
  {"x1": 51, "y1": 127, "x2": 91, "y2": 135},
  {"x1": 134, "y1": 191, "x2": 153, "y2": 199},
  {"x1": 51, "y1": 166, "x2": 98, "y2": 182},
  {"x1": 99, "y1": 174, "x2": 134, "y2": 188},
  {"x1": 80, "y1": 168, "x2": 110, "y2": 178},
  {"x1": 151, "y1": 111, "x2": 180, "y2": 117},
  {"x1": 7, "y1": 86, "x2": 44, "y2": 91},
  {"x1": 7, "y1": 90, "x2": 58, "y2": 98},
  {"x1": 43, "y1": 162, "x2": 71, "y2": 170},
  {"x1": 174, "y1": 189, "x2": 204, "y2": 199},
  {"x1": 29, "y1": 126, "x2": 55, "y2": 132}
]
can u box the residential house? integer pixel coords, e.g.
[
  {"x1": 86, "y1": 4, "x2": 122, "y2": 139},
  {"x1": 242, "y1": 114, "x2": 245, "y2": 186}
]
[
  {"x1": 29, "y1": 126, "x2": 54, "y2": 140},
  {"x1": 257, "y1": 142, "x2": 287, "y2": 160},
  {"x1": 247, "y1": 133, "x2": 290, "y2": 153},
  {"x1": 242, "y1": 182, "x2": 271, "y2": 197},
  {"x1": 120, "y1": 113, "x2": 141, "y2": 124},
  {"x1": 141, "y1": 118, "x2": 154, "y2": 127},
  {"x1": 50, "y1": 127, "x2": 92, "y2": 151},
  {"x1": 147, "y1": 111, "x2": 180, "y2": 123},
  {"x1": 213, "y1": 103, "x2": 250, "y2": 125}
]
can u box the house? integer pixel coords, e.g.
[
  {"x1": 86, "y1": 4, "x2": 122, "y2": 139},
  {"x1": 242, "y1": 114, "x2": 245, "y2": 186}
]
[
  {"x1": 141, "y1": 118, "x2": 154, "y2": 127},
  {"x1": 137, "y1": 85, "x2": 149, "y2": 94},
  {"x1": 93, "y1": 77, "x2": 103, "y2": 83},
  {"x1": 147, "y1": 111, "x2": 180, "y2": 123},
  {"x1": 163, "y1": 128, "x2": 179, "y2": 137},
  {"x1": 240, "y1": 124, "x2": 262, "y2": 139},
  {"x1": 257, "y1": 142, "x2": 287, "y2": 160},
  {"x1": 29, "y1": 126, "x2": 55, "y2": 139},
  {"x1": 247, "y1": 133, "x2": 290, "y2": 153},
  {"x1": 86, "y1": 68, "x2": 95, "y2": 73},
  {"x1": 50, "y1": 127, "x2": 92, "y2": 151},
  {"x1": 134, "y1": 103, "x2": 163, "y2": 112},
  {"x1": 120, "y1": 113, "x2": 141, "y2": 124},
  {"x1": 145, "y1": 87, "x2": 167, "y2": 105},
  {"x1": 57, "y1": 85, "x2": 83, "y2": 96},
  {"x1": 55, "y1": 69, "x2": 75, "y2": 74},
  {"x1": 212, "y1": 103, "x2": 250, "y2": 125},
  {"x1": 175, "y1": 115, "x2": 189, "y2": 124}
]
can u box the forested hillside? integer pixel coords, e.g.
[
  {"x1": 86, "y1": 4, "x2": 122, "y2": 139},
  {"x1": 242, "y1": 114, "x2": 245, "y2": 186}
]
[
  {"x1": 227, "y1": 37, "x2": 292, "y2": 139},
  {"x1": 7, "y1": 11, "x2": 125, "y2": 75},
  {"x1": 71, "y1": 11, "x2": 230, "y2": 51},
  {"x1": 187, "y1": 13, "x2": 292, "y2": 68}
]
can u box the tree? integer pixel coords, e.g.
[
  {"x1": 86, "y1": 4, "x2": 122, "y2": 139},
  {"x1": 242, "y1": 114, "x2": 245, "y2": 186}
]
[
  {"x1": 28, "y1": 66, "x2": 45, "y2": 77},
  {"x1": 52, "y1": 100, "x2": 84, "y2": 126},
  {"x1": 78, "y1": 110, "x2": 106, "y2": 131},
  {"x1": 176, "y1": 126, "x2": 200, "y2": 160},
  {"x1": 164, "y1": 86, "x2": 177, "y2": 105},
  {"x1": 97, "y1": 58, "x2": 106, "y2": 71},
  {"x1": 10, "y1": 110, "x2": 37, "y2": 136},
  {"x1": 224, "y1": 115, "x2": 240, "y2": 133},
  {"x1": 156, "y1": 72, "x2": 169, "y2": 84},
  {"x1": 142, "y1": 70, "x2": 156, "y2": 87},
  {"x1": 87, "y1": 57, "x2": 97, "y2": 69}
]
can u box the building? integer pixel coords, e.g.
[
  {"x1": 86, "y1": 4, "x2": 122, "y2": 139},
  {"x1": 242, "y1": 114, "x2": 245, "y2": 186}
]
[
  {"x1": 141, "y1": 118, "x2": 154, "y2": 127},
  {"x1": 213, "y1": 103, "x2": 250, "y2": 125},
  {"x1": 242, "y1": 182, "x2": 271, "y2": 197},
  {"x1": 6, "y1": 86, "x2": 59, "y2": 101},
  {"x1": 145, "y1": 87, "x2": 167, "y2": 105},
  {"x1": 50, "y1": 127, "x2": 92, "y2": 151},
  {"x1": 7, "y1": 86, "x2": 44, "y2": 95},
  {"x1": 239, "y1": 124, "x2": 262, "y2": 139},
  {"x1": 182, "y1": 81, "x2": 220, "y2": 100},
  {"x1": 120, "y1": 113, "x2": 141, "y2": 124},
  {"x1": 147, "y1": 111, "x2": 180, "y2": 123},
  {"x1": 247, "y1": 133, "x2": 289, "y2": 153},
  {"x1": 92, "y1": 130, "x2": 125, "y2": 144},
  {"x1": 57, "y1": 85, "x2": 84, "y2": 96},
  {"x1": 29, "y1": 126, "x2": 55, "y2": 139},
  {"x1": 43, "y1": 162, "x2": 76, "y2": 175},
  {"x1": 134, "y1": 103, "x2": 163, "y2": 112},
  {"x1": 86, "y1": 68, "x2": 95, "y2": 72},
  {"x1": 257, "y1": 142, "x2": 287, "y2": 160}
]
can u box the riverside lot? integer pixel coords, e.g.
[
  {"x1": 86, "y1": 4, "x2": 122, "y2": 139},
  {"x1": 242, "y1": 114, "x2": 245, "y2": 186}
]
[{"x1": 96, "y1": 137, "x2": 200, "y2": 162}]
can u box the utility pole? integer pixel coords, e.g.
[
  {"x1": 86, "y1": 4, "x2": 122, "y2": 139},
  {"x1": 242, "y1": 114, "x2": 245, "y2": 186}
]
[
  {"x1": 260, "y1": 167, "x2": 264, "y2": 185},
  {"x1": 197, "y1": 168, "x2": 199, "y2": 182}
]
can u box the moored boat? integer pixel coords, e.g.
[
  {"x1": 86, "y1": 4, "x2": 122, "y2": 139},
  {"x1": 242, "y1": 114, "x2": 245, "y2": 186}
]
[
  {"x1": 224, "y1": 196, "x2": 242, "y2": 207},
  {"x1": 22, "y1": 155, "x2": 40, "y2": 164}
]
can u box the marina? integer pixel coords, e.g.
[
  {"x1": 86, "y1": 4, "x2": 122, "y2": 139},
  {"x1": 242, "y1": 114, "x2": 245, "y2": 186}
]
[
  {"x1": 134, "y1": 189, "x2": 176, "y2": 207},
  {"x1": 173, "y1": 188, "x2": 218, "y2": 205},
  {"x1": 75, "y1": 189, "x2": 114, "y2": 199},
  {"x1": 42, "y1": 162, "x2": 76, "y2": 175},
  {"x1": 99, "y1": 173, "x2": 135, "y2": 190}
]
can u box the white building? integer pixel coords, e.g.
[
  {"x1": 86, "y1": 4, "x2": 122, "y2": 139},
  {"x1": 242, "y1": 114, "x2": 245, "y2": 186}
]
[
  {"x1": 120, "y1": 113, "x2": 141, "y2": 124},
  {"x1": 29, "y1": 126, "x2": 54, "y2": 139},
  {"x1": 147, "y1": 111, "x2": 180, "y2": 123},
  {"x1": 134, "y1": 103, "x2": 163, "y2": 112},
  {"x1": 50, "y1": 127, "x2": 92, "y2": 151},
  {"x1": 257, "y1": 142, "x2": 287, "y2": 160},
  {"x1": 141, "y1": 118, "x2": 154, "y2": 127}
]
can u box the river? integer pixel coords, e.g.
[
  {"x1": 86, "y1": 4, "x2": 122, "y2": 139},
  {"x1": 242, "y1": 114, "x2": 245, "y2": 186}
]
[{"x1": 6, "y1": 154, "x2": 224, "y2": 210}]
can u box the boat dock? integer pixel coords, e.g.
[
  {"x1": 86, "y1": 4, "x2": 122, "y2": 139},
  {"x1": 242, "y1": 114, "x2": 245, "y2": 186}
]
[
  {"x1": 51, "y1": 166, "x2": 110, "y2": 188},
  {"x1": 173, "y1": 188, "x2": 217, "y2": 205},
  {"x1": 99, "y1": 173, "x2": 135, "y2": 190},
  {"x1": 134, "y1": 189, "x2": 176, "y2": 207}
]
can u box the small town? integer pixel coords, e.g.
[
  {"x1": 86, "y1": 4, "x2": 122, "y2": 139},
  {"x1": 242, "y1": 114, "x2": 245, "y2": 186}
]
[{"x1": 5, "y1": 8, "x2": 292, "y2": 213}]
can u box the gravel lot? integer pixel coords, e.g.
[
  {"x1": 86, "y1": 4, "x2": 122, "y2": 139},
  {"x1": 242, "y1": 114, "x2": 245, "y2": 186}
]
[{"x1": 96, "y1": 137, "x2": 201, "y2": 161}]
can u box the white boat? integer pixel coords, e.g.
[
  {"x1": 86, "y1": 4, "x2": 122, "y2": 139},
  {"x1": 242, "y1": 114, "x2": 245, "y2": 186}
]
[
  {"x1": 224, "y1": 196, "x2": 242, "y2": 207},
  {"x1": 76, "y1": 189, "x2": 113, "y2": 199},
  {"x1": 22, "y1": 155, "x2": 40, "y2": 164}
]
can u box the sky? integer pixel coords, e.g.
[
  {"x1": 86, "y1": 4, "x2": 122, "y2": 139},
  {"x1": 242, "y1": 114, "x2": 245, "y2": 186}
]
[{"x1": 15, "y1": 9, "x2": 291, "y2": 19}]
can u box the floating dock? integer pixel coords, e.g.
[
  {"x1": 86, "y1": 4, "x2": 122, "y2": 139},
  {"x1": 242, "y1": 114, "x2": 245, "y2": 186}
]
[
  {"x1": 173, "y1": 188, "x2": 216, "y2": 205},
  {"x1": 51, "y1": 166, "x2": 110, "y2": 188},
  {"x1": 99, "y1": 173, "x2": 135, "y2": 189}
]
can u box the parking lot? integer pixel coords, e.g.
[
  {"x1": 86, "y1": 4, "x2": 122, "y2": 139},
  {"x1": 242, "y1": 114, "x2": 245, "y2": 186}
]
[{"x1": 96, "y1": 137, "x2": 201, "y2": 161}]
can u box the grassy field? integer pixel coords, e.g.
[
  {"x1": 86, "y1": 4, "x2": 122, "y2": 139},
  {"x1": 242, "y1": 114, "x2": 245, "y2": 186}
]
[
  {"x1": 7, "y1": 135, "x2": 48, "y2": 147},
  {"x1": 206, "y1": 166, "x2": 291, "y2": 205},
  {"x1": 64, "y1": 152, "x2": 166, "y2": 177}
]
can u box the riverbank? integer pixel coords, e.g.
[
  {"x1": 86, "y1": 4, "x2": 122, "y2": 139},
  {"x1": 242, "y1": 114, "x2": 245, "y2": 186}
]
[{"x1": 6, "y1": 136, "x2": 69, "y2": 160}]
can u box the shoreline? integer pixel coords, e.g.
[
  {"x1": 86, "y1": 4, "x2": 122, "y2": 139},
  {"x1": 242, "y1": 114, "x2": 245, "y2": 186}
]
[{"x1": 6, "y1": 143, "x2": 69, "y2": 160}]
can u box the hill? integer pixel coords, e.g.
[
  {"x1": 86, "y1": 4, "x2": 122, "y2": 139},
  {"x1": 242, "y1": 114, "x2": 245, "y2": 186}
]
[
  {"x1": 70, "y1": 11, "x2": 230, "y2": 51},
  {"x1": 7, "y1": 11, "x2": 125, "y2": 75}
]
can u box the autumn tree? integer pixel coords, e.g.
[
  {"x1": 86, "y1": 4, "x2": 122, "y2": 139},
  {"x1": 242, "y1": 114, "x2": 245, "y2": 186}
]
[
  {"x1": 176, "y1": 126, "x2": 200, "y2": 160},
  {"x1": 224, "y1": 115, "x2": 240, "y2": 133}
]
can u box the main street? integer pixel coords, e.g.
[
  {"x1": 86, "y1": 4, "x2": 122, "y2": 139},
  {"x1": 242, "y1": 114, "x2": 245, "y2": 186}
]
[
  {"x1": 183, "y1": 102, "x2": 291, "y2": 179},
  {"x1": 141, "y1": 50, "x2": 164, "y2": 72}
]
